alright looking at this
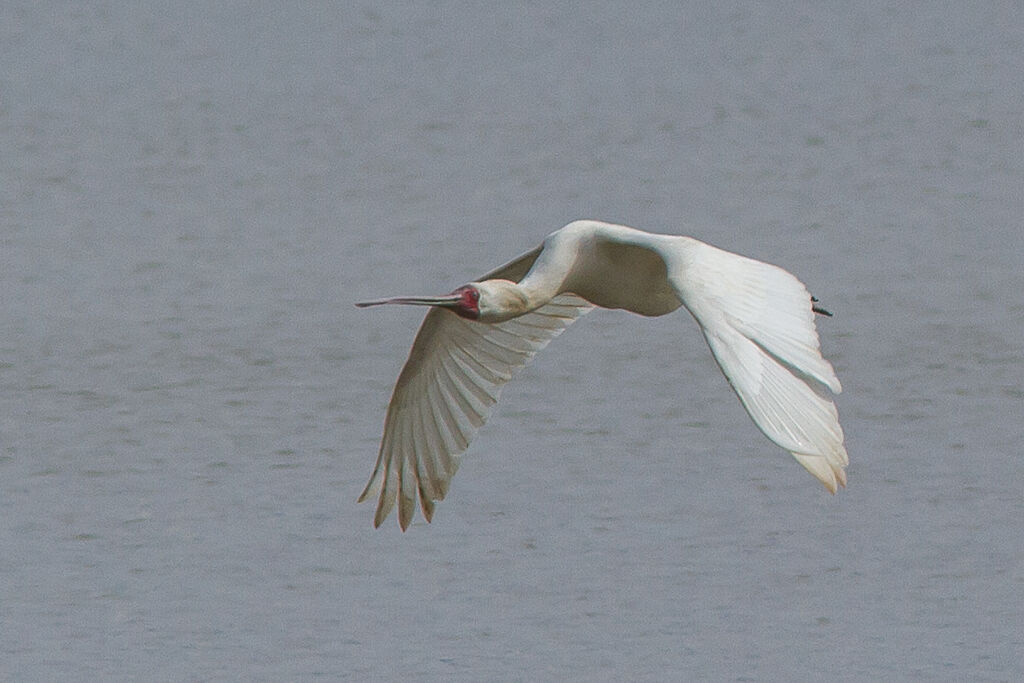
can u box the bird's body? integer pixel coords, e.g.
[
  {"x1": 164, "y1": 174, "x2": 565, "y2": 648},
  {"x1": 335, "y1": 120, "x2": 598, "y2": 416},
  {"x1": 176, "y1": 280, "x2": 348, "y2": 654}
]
[{"x1": 357, "y1": 220, "x2": 847, "y2": 530}]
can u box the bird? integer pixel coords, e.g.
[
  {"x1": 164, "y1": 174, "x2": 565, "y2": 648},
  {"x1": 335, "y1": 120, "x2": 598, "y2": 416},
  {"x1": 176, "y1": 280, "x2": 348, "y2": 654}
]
[{"x1": 356, "y1": 220, "x2": 846, "y2": 530}]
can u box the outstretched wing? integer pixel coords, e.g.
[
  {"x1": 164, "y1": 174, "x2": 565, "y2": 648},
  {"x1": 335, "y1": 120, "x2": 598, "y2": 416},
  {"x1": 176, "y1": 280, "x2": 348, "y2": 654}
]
[
  {"x1": 670, "y1": 237, "x2": 848, "y2": 491},
  {"x1": 359, "y1": 247, "x2": 593, "y2": 530}
]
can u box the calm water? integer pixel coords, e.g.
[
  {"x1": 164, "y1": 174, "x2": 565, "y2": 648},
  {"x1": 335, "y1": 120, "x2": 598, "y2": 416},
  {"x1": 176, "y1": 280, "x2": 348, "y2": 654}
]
[{"x1": 2, "y1": 2, "x2": 1021, "y2": 680}]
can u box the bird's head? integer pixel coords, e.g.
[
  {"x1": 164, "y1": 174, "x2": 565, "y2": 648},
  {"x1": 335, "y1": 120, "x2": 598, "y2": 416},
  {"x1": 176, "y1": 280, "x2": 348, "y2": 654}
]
[
  {"x1": 355, "y1": 280, "x2": 528, "y2": 323},
  {"x1": 355, "y1": 284, "x2": 481, "y2": 319}
]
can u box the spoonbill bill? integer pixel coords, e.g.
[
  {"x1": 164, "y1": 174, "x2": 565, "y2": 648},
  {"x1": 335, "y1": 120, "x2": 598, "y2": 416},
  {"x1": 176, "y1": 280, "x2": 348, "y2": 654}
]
[{"x1": 357, "y1": 220, "x2": 846, "y2": 530}]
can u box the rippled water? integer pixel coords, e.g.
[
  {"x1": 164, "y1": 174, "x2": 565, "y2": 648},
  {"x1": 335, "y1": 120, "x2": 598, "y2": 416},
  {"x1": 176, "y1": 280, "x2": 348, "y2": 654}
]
[{"x1": 2, "y1": 3, "x2": 1021, "y2": 680}]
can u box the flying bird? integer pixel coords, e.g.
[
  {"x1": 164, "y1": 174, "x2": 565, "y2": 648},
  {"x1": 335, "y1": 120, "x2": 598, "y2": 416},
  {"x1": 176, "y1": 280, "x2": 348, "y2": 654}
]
[{"x1": 357, "y1": 220, "x2": 846, "y2": 530}]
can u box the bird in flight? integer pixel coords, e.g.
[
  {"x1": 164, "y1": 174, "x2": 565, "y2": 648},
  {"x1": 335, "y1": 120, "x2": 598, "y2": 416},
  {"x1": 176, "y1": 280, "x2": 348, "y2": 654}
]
[{"x1": 357, "y1": 220, "x2": 846, "y2": 530}]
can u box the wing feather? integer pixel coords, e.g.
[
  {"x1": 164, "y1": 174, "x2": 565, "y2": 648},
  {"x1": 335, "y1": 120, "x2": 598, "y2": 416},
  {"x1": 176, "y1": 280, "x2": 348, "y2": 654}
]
[
  {"x1": 670, "y1": 238, "x2": 847, "y2": 491},
  {"x1": 397, "y1": 423, "x2": 417, "y2": 530},
  {"x1": 412, "y1": 399, "x2": 440, "y2": 501},
  {"x1": 360, "y1": 290, "x2": 593, "y2": 529}
]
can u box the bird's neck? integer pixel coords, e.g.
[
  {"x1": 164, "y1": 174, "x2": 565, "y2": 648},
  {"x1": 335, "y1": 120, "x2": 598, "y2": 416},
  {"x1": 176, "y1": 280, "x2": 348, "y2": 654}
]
[{"x1": 475, "y1": 279, "x2": 543, "y2": 323}]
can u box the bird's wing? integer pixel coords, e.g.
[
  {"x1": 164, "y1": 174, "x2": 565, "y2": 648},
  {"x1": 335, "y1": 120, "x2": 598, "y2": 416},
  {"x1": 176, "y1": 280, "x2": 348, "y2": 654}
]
[
  {"x1": 477, "y1": 244, "x2": 544, "y2": 281},
  {"x1": 669, "y1": 238, "x2": 848, "y2": 491},
  {"x1": 359, "y1": 248, "x2": 593, "y2": 530}
]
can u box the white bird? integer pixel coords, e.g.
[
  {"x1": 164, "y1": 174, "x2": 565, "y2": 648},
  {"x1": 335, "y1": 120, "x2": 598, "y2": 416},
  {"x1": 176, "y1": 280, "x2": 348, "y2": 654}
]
[{"x1": 357, "y1": 220, "x2": 846, "y2": 530}]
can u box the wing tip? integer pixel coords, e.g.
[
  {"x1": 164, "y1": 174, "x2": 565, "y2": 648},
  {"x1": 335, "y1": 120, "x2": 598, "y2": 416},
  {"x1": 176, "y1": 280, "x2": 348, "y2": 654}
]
[
  {"x1": 420, "y1": 496, "x2": 436, "y2": 524},
  {"x1": 360, "y1": 476, "x2": 439, "y2": 531},
  {"x1": 398, "y1": 497, "x2": 414, "y2": 531},
  {"x1": 373, "y1": 497, "x2": 393, "y2": 529},
  {"x1": 356, "y1": 478, "x2": 376, "y2": 504},
  {"x1": 792, "y1": 452, "x2": 848, "y2": 494}
]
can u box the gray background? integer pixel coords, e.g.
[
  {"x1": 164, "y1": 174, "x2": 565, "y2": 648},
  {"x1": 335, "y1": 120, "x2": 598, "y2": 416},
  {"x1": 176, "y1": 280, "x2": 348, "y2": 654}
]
[{"x1": 2, "y1": 2, "x2": 1021, "y2": 680}]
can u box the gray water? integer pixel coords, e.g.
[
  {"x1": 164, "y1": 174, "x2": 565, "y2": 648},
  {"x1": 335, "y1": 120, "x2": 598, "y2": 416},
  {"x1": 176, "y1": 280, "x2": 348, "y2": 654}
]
[{"x1": 2, "y1": 2, "x2": 1022, "y2": 680}]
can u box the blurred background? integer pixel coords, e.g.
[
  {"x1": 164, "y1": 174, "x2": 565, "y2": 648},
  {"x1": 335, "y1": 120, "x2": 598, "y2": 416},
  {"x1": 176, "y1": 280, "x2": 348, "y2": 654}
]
[{"x1": 1, "y1": 3, "x2": 1021, "y2": 680}]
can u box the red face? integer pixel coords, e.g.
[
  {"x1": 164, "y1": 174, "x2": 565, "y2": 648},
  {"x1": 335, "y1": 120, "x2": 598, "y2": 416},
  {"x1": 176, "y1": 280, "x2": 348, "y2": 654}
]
[{"x1": 450, "y1": 285, "x2": 480, "y2": 319}]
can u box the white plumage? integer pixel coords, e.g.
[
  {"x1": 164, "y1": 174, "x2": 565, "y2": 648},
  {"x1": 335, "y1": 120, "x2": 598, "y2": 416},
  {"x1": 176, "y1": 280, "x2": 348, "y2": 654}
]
[{"x1": 357, "y1": 220, "x2": 847, "y2": 530}]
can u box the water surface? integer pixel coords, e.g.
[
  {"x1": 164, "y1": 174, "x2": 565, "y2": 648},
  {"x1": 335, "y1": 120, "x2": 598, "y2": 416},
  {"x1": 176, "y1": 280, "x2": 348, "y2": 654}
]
[{"x1": 1, "y1": 2, "x2": 1021, "y2": 680}]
